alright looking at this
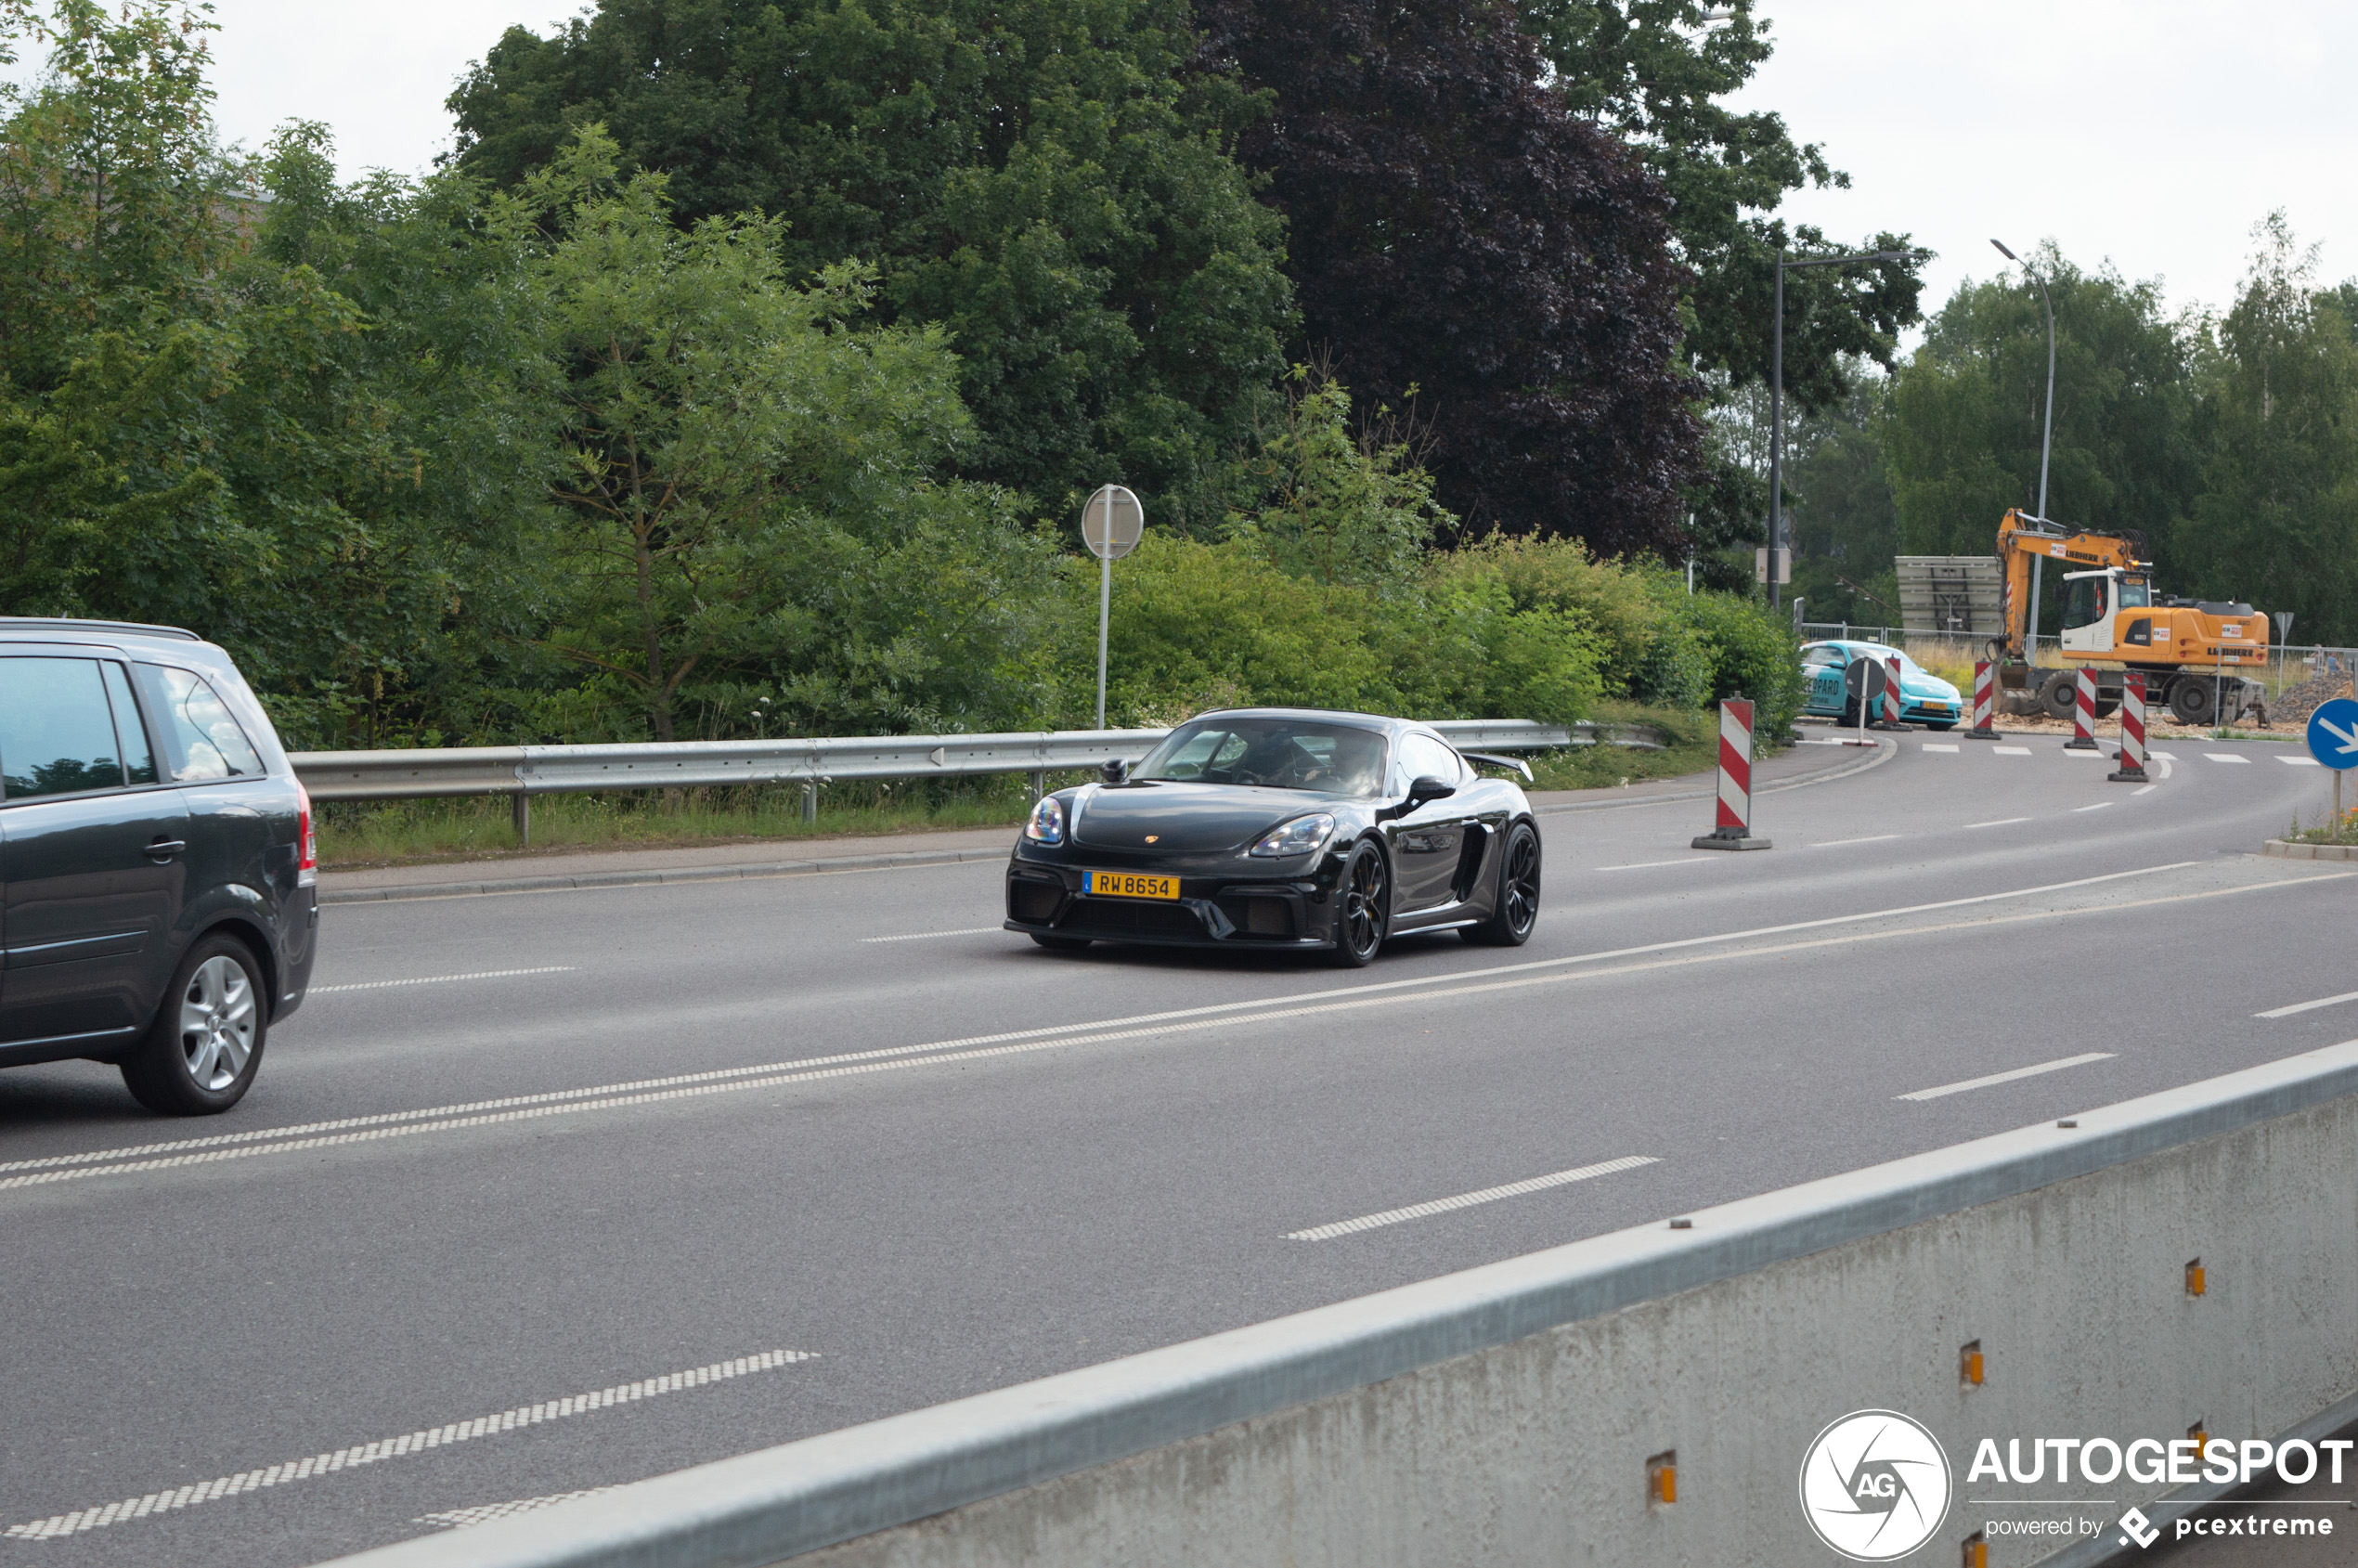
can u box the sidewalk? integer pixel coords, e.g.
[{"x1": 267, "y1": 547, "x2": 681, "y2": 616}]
[{"x1": 317, "y1": 733, "x2": 1893, "y2": 904}]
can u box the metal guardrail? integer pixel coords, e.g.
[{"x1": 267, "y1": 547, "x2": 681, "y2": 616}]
[
  {"x1": 320, "y1": 1040, "x2": 2358, "y2": 1568},
  {"x1": 291, "y1": 719, "x2": 1619, "y2": 805}
]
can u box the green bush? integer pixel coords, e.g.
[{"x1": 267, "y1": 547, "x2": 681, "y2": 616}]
[{"x1": 1664, "y1": 590, "x2": 1805, "y2": 739}]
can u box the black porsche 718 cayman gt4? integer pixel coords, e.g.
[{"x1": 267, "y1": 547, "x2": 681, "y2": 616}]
[{"x1": 1004, "y1": 708, "x2": 1542, "y2": 965}]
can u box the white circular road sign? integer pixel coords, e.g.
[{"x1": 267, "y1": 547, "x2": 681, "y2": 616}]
[{"x1": 1082, "y1": 484, "x2": 1145, "y2": 561}]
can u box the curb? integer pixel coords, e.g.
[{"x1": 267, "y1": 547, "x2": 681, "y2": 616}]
[
  {"x1": 319, "y1": 847, "x2": 1010, "y2": 905},
  {"x1": 1535, "y1": 733, "x2": 1895, "y2": 816},
  {"x1": 2261, "y1": 838, "x2": 2358, "y2": 862}
]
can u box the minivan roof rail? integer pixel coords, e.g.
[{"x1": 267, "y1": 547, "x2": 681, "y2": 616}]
[{"x1": 0, "y1": 616, "x2": 201, "y2": 641}]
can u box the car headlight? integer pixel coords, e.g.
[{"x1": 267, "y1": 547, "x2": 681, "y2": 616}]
[
  {"x1": 1025, "y1": 795, "x2": 1065, "y2": 846},
  {"x1": 1250, "y1": 813, "x2": 1336, "y2": 858}
]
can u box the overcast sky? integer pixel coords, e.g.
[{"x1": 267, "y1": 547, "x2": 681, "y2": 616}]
[{"x1": 36, "y1": 0, "x2": 2357, "y2": 327}]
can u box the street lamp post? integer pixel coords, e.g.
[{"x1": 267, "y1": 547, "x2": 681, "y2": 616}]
[
  {"x1": 1768, "y1": 247, "x2": 1925, "y2": 612},
  {"x1": 1991, "y1": 238, "x2": 2056, "y2": 660}
]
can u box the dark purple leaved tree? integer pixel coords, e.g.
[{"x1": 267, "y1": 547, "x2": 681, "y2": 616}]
[{"x1": 1198, "y1": 0, "x2": 1703, "y2": 556}]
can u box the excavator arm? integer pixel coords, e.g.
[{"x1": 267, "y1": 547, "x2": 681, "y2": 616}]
[{"x1": 1993, "y1": 510, "x2": 2141, "y2": 661}]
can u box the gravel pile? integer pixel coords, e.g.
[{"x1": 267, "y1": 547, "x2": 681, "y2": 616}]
[{"x1": 2269, "y1": 670, "x2": 2355, "y2": 728}]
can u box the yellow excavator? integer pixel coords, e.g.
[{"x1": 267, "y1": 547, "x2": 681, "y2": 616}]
[{"x1": 1994, "y1": 510, "x2": 2269, "y2": 726}]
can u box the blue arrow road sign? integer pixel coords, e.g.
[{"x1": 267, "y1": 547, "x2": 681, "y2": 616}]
[{"x1": 2307, "y1": 697, "x2": 2358, "y2": 769}]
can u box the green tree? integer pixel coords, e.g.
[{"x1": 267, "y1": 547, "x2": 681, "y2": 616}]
[
  {"x1": 2177, "y1": 216, "x2": 2358, "y2": 643},
  {"x1": 1526, "y1": 0, "x2": 1924, "y2": 561},
  {"x1": 1220, "y1": 369, "x2": 1449, "y2": 590},
  {"x1": 514, "y1": 129, "x2": 1058, "y2": 742},
  {"x1": 447, "y1": 0, "x2": 1293, "y2": 534},
  {"x1": 1883, "y1": 248, "x2": 2203, "y2": 568}
]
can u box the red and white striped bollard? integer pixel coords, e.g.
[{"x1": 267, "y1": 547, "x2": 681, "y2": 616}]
[
  {"x1": 1882, "y1": 654, "x2": 1906, "y2": 728},
  {"x1": 1968, "y1": 660, "x2": 1998, "y2": 739},
  {"x1": 2066, "y1": 667, "x2": 2099, "y2": 749},
  {"x1": 1691, "y1": 698, "x2": 1771, "y2": 850},
  {"x1": 2110, "y1": 673, "x2": 2149, "y2": 782}
]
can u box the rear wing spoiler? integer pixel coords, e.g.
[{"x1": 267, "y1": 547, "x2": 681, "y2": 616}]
[{"x1": 1460, "y1": 751, "x2": 1534, "y2": 783}]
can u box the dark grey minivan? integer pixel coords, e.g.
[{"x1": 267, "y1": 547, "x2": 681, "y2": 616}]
[{"x1": 0, "y1": 618, "x2": 316, "y2": 1113}]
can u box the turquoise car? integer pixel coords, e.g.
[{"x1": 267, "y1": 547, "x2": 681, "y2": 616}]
[{"x1": 1800, "y1": 641, "x2": 1965, "y2": 730}]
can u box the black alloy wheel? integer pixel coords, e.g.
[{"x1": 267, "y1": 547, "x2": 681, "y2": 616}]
[
  {"x1": 1465, "y1": 822, "x2": 1541, "y2": 946},
  {"x1": 1328, "y1": 841, "x2": 1390, "y2": 967}
]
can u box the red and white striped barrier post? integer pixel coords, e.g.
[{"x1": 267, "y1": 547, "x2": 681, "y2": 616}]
[
  {"x1": 2110, "y1": 673, "x2": 2149, "y2": 782},
  {"x1": 1967, "y1": 660, "x2": 1998, "y2": 739},
  {"x1": 1879, "y1": 654, "x2": 1906, "y2": 729},
  {"x1": 2066, "y1": 667, "x2": 2099, "y2": 749},
  {"x1": 1692, "y1": 699, "x2": 1772, "y2": 850}
]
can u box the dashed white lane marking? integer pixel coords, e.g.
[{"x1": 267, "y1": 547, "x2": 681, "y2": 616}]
[
  {"x1": 1287, "y1": 1156, "x2": 1658, "y2": 1240},
  {"x1": 310, "y1": 967, "x2": 577, "y2": 995},
  {"x1": 1965, "y1": 817, "x2": 2032, "y2": 829},
  {"x1": 1922, "y1": 744, "x2": 1959, "y2": 753},
  {"x1": 1994, "y1": 746, "x2": 2033, "y2": 756},
  {"x1": 1897, "y1": 1052, "x2": 2116, "y2": 1102},
  {"x1": 2257, "y1": 989, "x2": 2358, "y2": 1020},
  {"x1": 2150, "y1": 750, "x2": 2178, "y2": 760},
  {"x1": 2283, "y1": 756, "x2": 2322, "y2": 766},
  {"x1": 2133, "y1": 784, "x2": 2157, "y2": 796},
  {"x1": 1591, "y1": 858, "x2": 1717, "y2": 871},
  {"x1": 2073, "y1": 801, "x2": 2117, "y2": 812},
  {"x1": 1812, "y1": 835, "x2": 1901, "y2": 848},
  {"x1": 2064, "y1": 747, "x2": 2105, "y2": 758},
  {"x1": 1, "y1": 1351, "x2": 810, "y2": 1540},
  {"x1": 419, "y1": 1485, "x2": 623, "y2": 1530},
  {"x1": 857, "y1": 927, "x2": 1003, "y2": 943},
  {"x1": 17, "y1": 862, "x2": 2339, "y2": 1196},
  {"x1": 2204, "y1": 753, "x2": 2251, "y2": 764}
]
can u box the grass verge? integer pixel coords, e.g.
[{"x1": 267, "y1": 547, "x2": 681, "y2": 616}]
[
  {"x1": 319, "y1": 776, "x2": 1051, "y2": 869},
  {"x1": 1522, "y1": 703, "x2": 1721, "y2": 792}
]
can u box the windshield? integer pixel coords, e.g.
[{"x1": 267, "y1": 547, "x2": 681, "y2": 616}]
[{"x1": 1130, "y1": 718, "x2": 1389, "y2": 797}]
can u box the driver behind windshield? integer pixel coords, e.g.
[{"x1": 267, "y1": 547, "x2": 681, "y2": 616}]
[{"x1": 1133, "y1": 720, "x2": 1388, "y2": 797}]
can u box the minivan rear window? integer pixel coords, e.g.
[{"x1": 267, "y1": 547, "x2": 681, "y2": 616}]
[
  {"x1": 139, "y1": 665, "x2": 265, "y2": 782},
  {"x1": 0, "y1": 656, "x2": 127, "y2": 798}
]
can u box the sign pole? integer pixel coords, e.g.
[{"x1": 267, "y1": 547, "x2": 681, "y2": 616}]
[
  {"x1": 1096, "y1": 535, "x2": 1111, "y2": 730},
  {"x1": 1081, "y1": 484, "x2": 1145, "y2": 732}
]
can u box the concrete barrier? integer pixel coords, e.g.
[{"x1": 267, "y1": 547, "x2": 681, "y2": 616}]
[{"x1": 323, "y1": 1042, "x2": 2358, "y2": 1568}]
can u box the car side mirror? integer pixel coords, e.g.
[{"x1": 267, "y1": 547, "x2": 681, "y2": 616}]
[
  {"x1": 1406, "y1": 774, "x2": 1456, "y2": 807},
  {"x1": 1100, "y1": 758, "x2": 1129, "y2": 784}
]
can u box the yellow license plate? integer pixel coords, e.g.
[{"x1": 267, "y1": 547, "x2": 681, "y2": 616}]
[{"x1": 1084, "y1": 870, "x2": 1180, "y2": 901}]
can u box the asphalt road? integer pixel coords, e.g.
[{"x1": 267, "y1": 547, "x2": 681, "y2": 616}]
[{"x1": 0, "y1": 729, "x2": 2350, "y2": 1565}]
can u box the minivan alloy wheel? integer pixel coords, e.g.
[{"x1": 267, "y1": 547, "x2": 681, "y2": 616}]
[{"x1": 179, "y1": 955, "x2": 256, "y2": 1091}]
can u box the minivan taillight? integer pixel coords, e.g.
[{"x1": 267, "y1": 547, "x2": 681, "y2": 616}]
[{"x1": 297, "y1": 782, "x2": 317, "y2": 887}]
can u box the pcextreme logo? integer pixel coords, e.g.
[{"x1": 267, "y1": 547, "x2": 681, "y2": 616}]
[{"x1": 1798, "y1": 1410, "x2": 1953, "y2": 1561}]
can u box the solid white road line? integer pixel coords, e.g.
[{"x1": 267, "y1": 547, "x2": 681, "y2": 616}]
[
  {"x1": 419, "y1": 1486, "x2": 623, "y2": 1531},
  {"x1": 1286, "y1": 1156, "x2": 1658, "y2": 1240},
  {"x1": 2133, "y1": 784, "x2": 2157, "y2": 796},
  {"x1": 1994, "y1": 746, "x2": 2032, "y2": 756},
  {"x1": 15, "y1": 862, "x2": 2341, "y2": 1196},
  {"x1": 857, "y1": 927, "x2": 1004, "y2": 943},
  {"x1": 2205, "y1": 754, "x2": 2251, "y2": 764},
  {"x1": 1812, "y1": 836, "x2": 1902, "y2": 848},
  {"x1": 309, "y1": 967, "x2": 577, "y2": 996},
  {"x1": 1591, "y1": 858, "x2": 1717, "y2": 871},
  {"x1": 1965, "y1": 817, "x2": 2032, "y2": 829},
  {"x1": 2256, "y1": 989, "x2": 2358, "y2": 1020},
  {"x1": 2283, "y1": 756, "x2": 2322, "y2": 766},
  {"x1": 2073, "y1": 801, "x2": 2117, "y2": 812},
  {"x1": 1897, "y1": 1053, "x2": 2117, "y2": 1102},
  {"x1": 1, "y1": 1351, "x2": 812, "y2": 1541}
]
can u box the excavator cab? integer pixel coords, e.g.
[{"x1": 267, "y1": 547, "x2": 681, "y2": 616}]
[{"x1": 2059, "y1": 569, "x2": 2155, "y2": 655}]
